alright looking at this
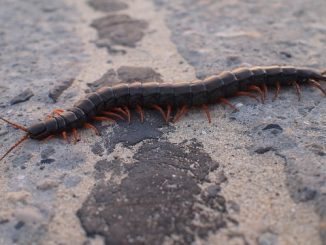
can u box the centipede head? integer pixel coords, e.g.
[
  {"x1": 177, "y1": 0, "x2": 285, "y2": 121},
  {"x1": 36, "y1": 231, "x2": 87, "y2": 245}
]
[{"x1": 0, "y1": 116, "x2": 31, "y2": 161}]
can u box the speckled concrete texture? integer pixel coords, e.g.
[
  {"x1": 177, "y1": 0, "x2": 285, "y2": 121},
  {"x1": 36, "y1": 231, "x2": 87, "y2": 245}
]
[{"x1": 0, "y1": 0, "x2": 325, "y2": 244}]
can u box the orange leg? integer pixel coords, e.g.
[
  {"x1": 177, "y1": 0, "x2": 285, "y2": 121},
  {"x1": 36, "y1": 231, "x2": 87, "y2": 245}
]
[
  {"x1": 136, "y1": 105, "x2": 145, "y2": 123},
  {"x1": 123, "y1": 106, "x2": 131, "y2": 124},
  {"x1": 261, "y1": 83, "x2": 268, "y2": 101},
  {"x1": 93, "y1": 116, "x2": 116, "y2": 123},
  {"x1": 173, "y1": 105, "x2": 188, "y2": 123},
  {"x1": 53, "y1": 109, "x2": 64, "y2": 114},
  {"x1": 166, "y1": 105, "x2": 172, "y2": 123},
  {"x1": 273, "y1": 81, "x2": 281, "y2": 101},
  {"x1": 218, "y1": 98, "x2": 239, "y2": 111},
  {"x1": 84, "y1": 123, "x2": 100, "y2": 136},
  {"x1": 309, "y1": 80, "x2": 326, "y2": 96},
  {"x1": 113, "y1": 107, "x2": 129, "y2": 119},
  {"x1": 62, "y1": 131, "x2": 68, "y2": 142},
  {"x1": 235, "y1": 91, "x2": 260, "y2": 102},
  {"x1": 43, "y1": 135, "x2": 55, "y2": 142},
  {"x1": 102, "y1": 111, "x2": 125, "y2": 121},
  {"x1": 202, "y1": 104, "x2": 212, "y2": 123},
  {"x1": 72, "y1": 128, "x2": 79, "y2": 144},
  {"x1": 292, "y1": 81, "x2": 301, "y2": 101},
  {"x1": 248, "y1": 85, "x2": 265, "y2": 103},
  {"x1": 152, "y1": 104, "x2": 168, "y2": 123}
]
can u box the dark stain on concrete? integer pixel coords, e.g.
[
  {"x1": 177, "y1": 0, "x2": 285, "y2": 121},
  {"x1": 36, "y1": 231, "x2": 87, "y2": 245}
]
[
  {"x1": 91, "y1": 14, "x2": 148, "y2": 49},
  {"x1": 117, "y1": 66, "x2": 162, "y2": 83},
  {"x1": 78, "y1": 139, "x2": 229, "y2": 244},
  {"x1": 86, "y1": 69, "x2": 118, "y2": 92},
  {"x1": 100, "y1": 113, "x2": 165, "y2": 155},
  {"x1": 88, "y1": 0, "x2": 128, "y2": 13},
  {"x1": 48, "y1": 78, "x2": 74, "y2": 102},
  {"x1": 10, "y1": 89, "x2": 34, "y2": 105}
]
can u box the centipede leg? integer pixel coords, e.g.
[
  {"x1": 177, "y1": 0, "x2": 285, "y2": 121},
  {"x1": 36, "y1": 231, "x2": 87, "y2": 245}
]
[
  {"x1": 202, "y1": 104, "x2": 212, "y2": 123},
  {"x1": 151, "y1": 104, "x2": 168, "y2": 123},
  {"x1": 235, "y1": 91, "x2": 260, "y2": 102},
  {"x1": 123, "y1": 106, "x2": 131, "y2": 124},
  {"x1": 113, "y1": 107, "x2": 129, "y2": 120},
  {"x1": 62, "y1": 131, "x2": 68, "y2": 142},
  {"x1": 261, "y1": 83, "x2": 268, "y2": 101},
  {"x1": 292, "y1": 81, "x2": 302, "y2": 101},
  {"x1": 43, "y1": 135, "x2": 55, "y2": 142},
  {"x1": 248, "y1": 85, "x2": 265, "y2": 103},
  {"x1": 173, "y1": 105, "x2": 188, "y2": 123},
  {"x1": 273, "y1": 81, "x2": 281, "y2": 101},
  {"x1": 101, "y1": 111, "x2": 125, "y2": 121},
  {"x1": 72, "y1": 128, "x2": 79, "y2": 144},
  {"x1": 166, "y1": 105, "x2": 172, "y2": 123},
  {"x1": 218, "y1": 98, "x2": 239, "y2": 111},
  {"x1": 309, "y1": 80, "x2": 326, "y2": 96},
  {"x1": 136, "y1": 105, "x2": 145, "y2": 123},
  {"x1": 84, "y1": 123, "x2": 100, "y2": 136}
]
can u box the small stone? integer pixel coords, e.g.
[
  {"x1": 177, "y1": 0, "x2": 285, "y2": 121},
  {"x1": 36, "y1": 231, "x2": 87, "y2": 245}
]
[
  {"x1": 206, "y1": 185, "x2": 221, "y2": 197},
  {"x1": 279, "y1": 51, "x2": 292, "y2": 58},
  {"x1": 257, "y1": 231, "x2": 278, "y2": 245},
  {"x1": 37, "y1": 179, "x2": 59, "y2": 190},
  {"x1": 41, "y1": 147, "x2": 56, "y2": 159},
  {"x1": 297, "y1": 186, "x2": 317, "y2": 202},
  {"x1": 10, "y1": 89, "x2": 34, "y2": 105},
  {"x1": 255, "y1": 147, "x2": 273, "y2": 154},
  {"x1": 40, "y1": 159, "x2": 55, "y2": 164},
  {"x1": 215, "y1": 171, "x2": 227, "y2": 184},
  {"x1": 210, "y1": 162, "x2": 220, "y2": 171},
  {"x1": 14, "y1": 221, "x2": 25, "y2": 230},
  {"x1": 0, "y1": 219, "x2": 9, "y2": 224},
  {"x1": 263, "y1": 124, "x2": 283, "y2": 132}
]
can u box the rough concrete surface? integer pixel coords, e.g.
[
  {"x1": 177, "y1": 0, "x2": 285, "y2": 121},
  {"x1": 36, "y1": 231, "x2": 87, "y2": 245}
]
[{"x1": 0, "y1": 0, "x2": 325, "y2": 245}]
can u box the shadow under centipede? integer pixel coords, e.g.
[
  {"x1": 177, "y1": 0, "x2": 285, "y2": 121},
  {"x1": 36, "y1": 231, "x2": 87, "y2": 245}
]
[{"x1": 96, "y1": 110, "x2": 174, "y2": 155}]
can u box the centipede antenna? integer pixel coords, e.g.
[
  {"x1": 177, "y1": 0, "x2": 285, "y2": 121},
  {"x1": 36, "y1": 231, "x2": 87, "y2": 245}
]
[
  {"x1": 0, "y1": 116, "x2": 28, "y2": 132},
  {"x1": 0, "y1": 134, "x2": 29, "y2": 161}
]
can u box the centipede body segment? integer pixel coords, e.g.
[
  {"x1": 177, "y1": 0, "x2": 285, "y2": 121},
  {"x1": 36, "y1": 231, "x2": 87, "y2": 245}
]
[{"x1": 1, "y1": 65, "x2": 326, "y2": 160}]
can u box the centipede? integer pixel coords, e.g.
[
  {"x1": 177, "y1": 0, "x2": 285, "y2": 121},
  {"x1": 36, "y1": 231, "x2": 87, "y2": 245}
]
[{"x1": 1, "y1": 65, "x2": 326, "y2": 161}]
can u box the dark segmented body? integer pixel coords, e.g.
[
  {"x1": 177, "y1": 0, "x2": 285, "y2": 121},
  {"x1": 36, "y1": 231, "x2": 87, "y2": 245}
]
[{"x1": 27, "y1": 66, "x2": 326, "y2": 139}]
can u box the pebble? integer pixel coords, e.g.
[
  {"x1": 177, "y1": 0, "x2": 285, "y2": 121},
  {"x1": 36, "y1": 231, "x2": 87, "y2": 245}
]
[
  {"x1": 40, "y1": 147, "x2": 56, "y2": 159},
  {"x1": 206, "y1": 185, "x2": 221, "y2": 197},
  {"x1": 263, "y1": 124, "x2": 283, "y2": 132}
]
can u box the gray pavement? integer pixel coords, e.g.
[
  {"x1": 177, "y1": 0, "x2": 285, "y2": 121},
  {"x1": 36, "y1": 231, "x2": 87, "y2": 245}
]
[{"x1": 0, "y1": 0, "x2": 325, "y2": 244}]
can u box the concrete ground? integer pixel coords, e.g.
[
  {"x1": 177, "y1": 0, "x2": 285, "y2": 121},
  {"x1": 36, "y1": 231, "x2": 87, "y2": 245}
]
[{"x1": 0, "y1": 0, "x2": 325, "y2": 244}]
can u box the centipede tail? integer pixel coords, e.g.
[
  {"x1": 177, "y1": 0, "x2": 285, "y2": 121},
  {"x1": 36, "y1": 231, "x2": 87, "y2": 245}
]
[{"x1": 1, "y1": 65, "x2": 326, "y2": 161}]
